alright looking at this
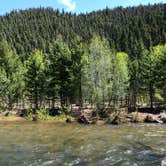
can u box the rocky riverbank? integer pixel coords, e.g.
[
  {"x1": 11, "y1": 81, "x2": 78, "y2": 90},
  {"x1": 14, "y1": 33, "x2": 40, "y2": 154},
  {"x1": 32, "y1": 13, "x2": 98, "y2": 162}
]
[
  {"x1": 75, "y1": 107, "x2": 166, "y2": 125},
  {"x1": 0, "y1": 108, "x2": 166, "y2": 125}
]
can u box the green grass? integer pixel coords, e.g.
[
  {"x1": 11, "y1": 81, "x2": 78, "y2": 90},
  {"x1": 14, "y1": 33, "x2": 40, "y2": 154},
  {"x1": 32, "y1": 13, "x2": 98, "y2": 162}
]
[
  {"x1": 26, "y1": 108, "x2": 75, "y2": 122},
  {"x1": 1, "y1": 115, "x2": 15, "y2": 120}
]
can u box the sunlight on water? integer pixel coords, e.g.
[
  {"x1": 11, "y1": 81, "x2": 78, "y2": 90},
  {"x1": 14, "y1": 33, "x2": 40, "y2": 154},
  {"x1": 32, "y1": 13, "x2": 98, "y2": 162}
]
[{"x1": 0, "y1": 122, "x2": 165, "y2": 166}]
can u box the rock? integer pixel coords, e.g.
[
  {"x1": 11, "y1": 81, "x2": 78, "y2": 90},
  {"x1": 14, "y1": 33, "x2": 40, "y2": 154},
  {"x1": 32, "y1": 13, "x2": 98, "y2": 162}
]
[
  {"x1": 144, "y1": 115, "x2": 160, "y2": 123},
  {"x1": 126, "y1": 114, "x2": 133, "y2": 119},
  {"x1": 130, "y1": 112, "x2": 146, "y2": 123},
  {"x1": 0, "y1": 111, "x2": 10, "y2": 117},
  {"x1": 159, "y1": 113, "x2": 166, "y2": 123},
  {"x1": 4, "y1": 111, "x2": 10, "y2": 117},
  {"x1": 161, "y1": 117, "x2": 166, "y2": 123}
]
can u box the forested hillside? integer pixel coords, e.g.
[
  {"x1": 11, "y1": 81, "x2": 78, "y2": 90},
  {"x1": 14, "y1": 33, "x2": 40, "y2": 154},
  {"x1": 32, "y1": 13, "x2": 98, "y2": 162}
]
[
  {"x1": 0, "y1": 3, "x2": 166, "y2": 114},
  {"x1": 0, "y1": 4, "x2": 165, "y2": 57}
]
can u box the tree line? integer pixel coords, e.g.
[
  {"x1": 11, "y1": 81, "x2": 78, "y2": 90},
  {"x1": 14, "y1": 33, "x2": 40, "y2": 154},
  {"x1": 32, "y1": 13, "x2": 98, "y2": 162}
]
[{"x1": 0, "y1": 36, "x2": 165, "y2": 112}]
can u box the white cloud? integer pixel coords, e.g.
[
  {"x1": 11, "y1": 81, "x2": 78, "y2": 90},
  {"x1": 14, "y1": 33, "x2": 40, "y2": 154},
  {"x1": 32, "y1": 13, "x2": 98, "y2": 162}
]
[{"x1": 58, "y1": 0, "x2": 76, "y2": 11}]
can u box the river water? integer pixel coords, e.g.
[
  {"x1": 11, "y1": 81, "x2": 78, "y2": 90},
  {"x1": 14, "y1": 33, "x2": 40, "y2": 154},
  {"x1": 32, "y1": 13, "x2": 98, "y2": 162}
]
[{"x1": 0, "y1": 122, "x2": 165, "y2": 166}]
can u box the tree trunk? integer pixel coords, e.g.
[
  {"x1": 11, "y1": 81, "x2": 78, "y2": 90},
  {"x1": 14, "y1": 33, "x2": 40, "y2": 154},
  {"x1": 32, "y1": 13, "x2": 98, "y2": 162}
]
[
  {"x1": 8, "y1": 95, "x2": 13, "y2": 111},
  {"x1": 149, "y1": 82, "x2": 154, "y2": 110},
  {"x1": 60, "y1": 91, "x2": 65, "y2": 109},
  {"x1": 34, "y1": 88, "x2": 38, "y2": 110},
  {"x1": 52, "y1": 97, "x2": 55, "y2": 109},
  {"x1": 79, "y1": 72, "x2": 83, "y2": 107}
]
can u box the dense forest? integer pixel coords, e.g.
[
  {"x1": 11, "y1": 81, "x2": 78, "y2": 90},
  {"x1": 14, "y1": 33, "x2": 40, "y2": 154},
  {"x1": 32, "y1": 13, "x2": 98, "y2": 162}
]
[{"x1": 0, "y1": 3, "x2": 166, "y2": 115}]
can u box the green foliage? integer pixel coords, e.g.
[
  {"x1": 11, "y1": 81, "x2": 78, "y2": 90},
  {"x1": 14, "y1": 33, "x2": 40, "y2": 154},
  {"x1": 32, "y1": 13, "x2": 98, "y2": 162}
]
[
  {"x1": 25, "y1": 50, "x2": 46, "y2": 110},
  {"x1": 0, "y1": 40, "x2": 25, "y2": 109},
  {"x1": 26, "y1": 112, "x2": 36, "y2": 121},
  {"x1": 0, "y1": 4, "x2": 165, "y2": 113},
  {"x1": 139, "y1": 44, "x2": 166, "y2": 107},
  {"x1": 26, "y1": 108, "x2": 74, "y2": 121},
  {"x1": 37, "y1": 109, "x2": 51, "y2": 120},
  {"x1": 82, "y1": 35, "x2": 115, "y2": 109},
  {"x1": 0, "y1": 4, "x2": 165, "y2": 57},
  {"x1": 46, "y1": 36, "x2": 73, "y2": 107},
  {"x1": 153, "y1": 44, "x2": 166, "y2": 100},
  {"x1": 112, "y1": 52, "x2": 129, "y2": 106}
]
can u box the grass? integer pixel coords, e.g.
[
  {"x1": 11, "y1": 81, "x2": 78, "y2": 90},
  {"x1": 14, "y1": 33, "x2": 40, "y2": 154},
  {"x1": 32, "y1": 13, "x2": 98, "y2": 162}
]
[
  {"x1": 1, "y1": 115, "x2": 16, "y2": 121},
  {"x1": 26, "y1": 108, "x2": 75, "y2": 122}
]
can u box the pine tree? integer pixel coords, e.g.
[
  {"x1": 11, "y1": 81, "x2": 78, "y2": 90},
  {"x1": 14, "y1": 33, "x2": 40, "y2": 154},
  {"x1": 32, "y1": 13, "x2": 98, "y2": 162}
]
[
  {"x1": 0, "y1": 40, "x2": 25, "y2": 110},
  {"x1": 70, "y1": 36, "x2": 86, "y2": 106},
  {"x1": 25, "y1": 50, "x2": 46, "y2": 110},
  {"x1": 49, "y1": 36, "x2": 73, "y2": 107}
]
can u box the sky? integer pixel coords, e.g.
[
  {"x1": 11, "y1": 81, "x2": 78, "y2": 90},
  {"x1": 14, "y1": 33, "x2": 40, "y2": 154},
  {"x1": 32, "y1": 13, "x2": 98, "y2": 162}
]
[{"x1": 0, "y1": 0, "x2": 164, "y2": 15}]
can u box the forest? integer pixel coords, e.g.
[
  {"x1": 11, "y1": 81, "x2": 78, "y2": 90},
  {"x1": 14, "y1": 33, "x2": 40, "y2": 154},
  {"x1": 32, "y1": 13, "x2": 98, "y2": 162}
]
[{"x1": 0, "y1": 3, "x2": 165, "y2": 118}]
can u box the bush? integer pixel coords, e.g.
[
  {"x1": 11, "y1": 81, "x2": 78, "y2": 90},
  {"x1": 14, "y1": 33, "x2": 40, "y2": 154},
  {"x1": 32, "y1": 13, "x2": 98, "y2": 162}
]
[
  {"x1": 26, "y1": 108, "x2": 75, "y2": 122},
  {"x1": 37, "y1": 109, "x2": 50, "y2": 120}
]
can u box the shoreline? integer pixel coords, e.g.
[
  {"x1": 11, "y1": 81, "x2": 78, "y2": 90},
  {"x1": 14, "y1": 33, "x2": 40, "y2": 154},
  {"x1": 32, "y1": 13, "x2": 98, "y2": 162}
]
[{"x1": 0, "y1": 111, "x2": 165, "y2": 125}]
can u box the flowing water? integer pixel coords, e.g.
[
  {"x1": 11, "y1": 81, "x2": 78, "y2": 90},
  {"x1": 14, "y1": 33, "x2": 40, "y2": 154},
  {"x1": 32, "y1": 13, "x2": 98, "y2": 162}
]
[{"x1": 0, "y1": 122, "x2": 165, "y2": 166}]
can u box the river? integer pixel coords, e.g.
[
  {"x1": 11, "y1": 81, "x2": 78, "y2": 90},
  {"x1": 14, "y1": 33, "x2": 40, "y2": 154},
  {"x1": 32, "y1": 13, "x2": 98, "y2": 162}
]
[{"x1": 0, "y1": 122, "x2": 165, "y2": 166}]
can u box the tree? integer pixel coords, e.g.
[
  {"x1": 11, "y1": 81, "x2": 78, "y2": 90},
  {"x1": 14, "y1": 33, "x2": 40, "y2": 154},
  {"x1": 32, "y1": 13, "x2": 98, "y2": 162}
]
[
  {"x1": 48, "y1": 36, "x2": 73, "y2": 108},
  {"x1": 70, "y1": 36, "x2": 86, "y2": 106},
  {"x1": 140, "y1": 45, "x2": 164, "y2": 109},
  {"x1": 0, "y1": 40, "x2": 25, "y2": 110},
  {"x1": 25, "y1": 50, "x2": 46, "y2": 110},
  {"x1": 45, "y1": 42, "x2": 60, "y2": 109},
  {"x1": 112, "y1": 52, "x2": 129, "y2": 107},
  {"x1": 153, "y1": 44, "x2": 166, "y2": 101},
  {"x1": 84, "y1": 35, "x2": 114, "y2": 109}
]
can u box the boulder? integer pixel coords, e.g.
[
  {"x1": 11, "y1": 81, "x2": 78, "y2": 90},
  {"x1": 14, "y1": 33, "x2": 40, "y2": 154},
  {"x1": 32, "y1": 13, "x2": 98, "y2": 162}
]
[
  {"x1": 130, "y1": 112, "x2": 146, "y2": 123},
  {"x1": 161, "y1": 117, "x2": 166, "y2": 123},
  {"x1": 144, "y1": 115, "x2": 161, "y2": 123},
  {"x1": 4, "y1": 111, "x2": 10, "y2": 117},
  {"x1": 0, "y1": 111, "x2": 11, "y2": 117},
  {"x1": 158, "y1": 113, "x2": 166, "y2": 123}
]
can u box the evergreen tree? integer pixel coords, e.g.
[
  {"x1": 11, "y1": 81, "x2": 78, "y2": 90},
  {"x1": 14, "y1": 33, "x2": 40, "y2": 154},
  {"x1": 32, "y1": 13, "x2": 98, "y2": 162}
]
[
  {"x1": 25, "y1": 50, "x2": 46, "y2": 110},
  {"x1": 153, "y1": 44, "x2": 166, "y2": 101},
  {"x1": 50, "y1": 37, "x2": 73, "y2": 107},
  {"x1": 0, "y1": 40, "x2": 25, "y2": 110},
  {"x1": 70, "y1": 36, "x2": 86, "y2": 106}
]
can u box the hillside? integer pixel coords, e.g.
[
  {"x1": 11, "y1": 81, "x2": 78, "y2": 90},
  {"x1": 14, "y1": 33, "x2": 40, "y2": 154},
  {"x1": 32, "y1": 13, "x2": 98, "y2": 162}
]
[{"x1": 0, "y1": 3, "x2": 165, "y2": 57}]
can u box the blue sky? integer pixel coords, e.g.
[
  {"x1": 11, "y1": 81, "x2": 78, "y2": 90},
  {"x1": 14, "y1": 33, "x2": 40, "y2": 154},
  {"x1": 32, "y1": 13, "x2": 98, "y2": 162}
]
[{"x1": 0, "y1": 0, "x2": 164, "y2": 15}]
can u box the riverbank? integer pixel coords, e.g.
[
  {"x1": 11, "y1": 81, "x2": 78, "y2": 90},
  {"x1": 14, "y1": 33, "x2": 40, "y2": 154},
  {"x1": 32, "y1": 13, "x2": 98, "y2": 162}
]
[
  {"x1": 106, "y1": 111, "x2": 166, "y2": 124},
  {"x1": 0, "y1": 116, "x2": 26, "y2": 122},
  {"x1": 0, "y1": 109, "x2": 166, "y2": 125}
]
